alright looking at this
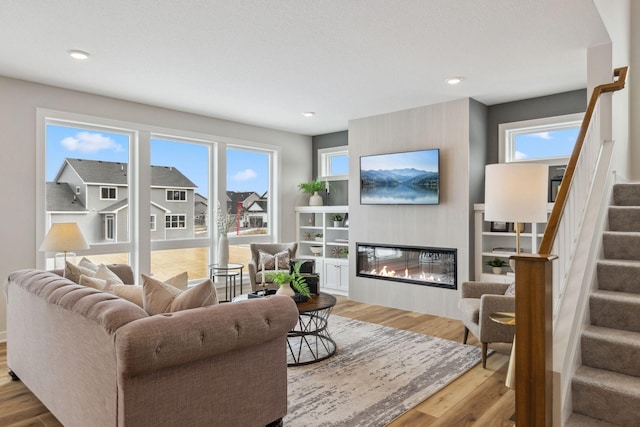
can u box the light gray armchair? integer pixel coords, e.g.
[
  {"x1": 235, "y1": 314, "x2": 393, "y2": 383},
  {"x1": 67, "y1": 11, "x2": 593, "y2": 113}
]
[
  {"x1": 457, "y1": 281, "x2": 515, "y2": 368},
  {"x1": 248, "y1": 242, "x2": 298, "y2": 292}
]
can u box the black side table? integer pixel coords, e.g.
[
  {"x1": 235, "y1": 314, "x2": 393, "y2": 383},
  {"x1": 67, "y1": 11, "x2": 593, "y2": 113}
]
[{"x1": 209, "y1": 263, "x2": 244, "y2": 302}]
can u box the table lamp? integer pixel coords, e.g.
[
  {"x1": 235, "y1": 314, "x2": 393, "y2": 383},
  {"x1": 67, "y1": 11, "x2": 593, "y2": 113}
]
[
  {"x1": 484, "y1": 163, "x2": 548, "y2": 255},
  {"x1": 39, "y1": 222, "x2": 90, "y2": 274}
]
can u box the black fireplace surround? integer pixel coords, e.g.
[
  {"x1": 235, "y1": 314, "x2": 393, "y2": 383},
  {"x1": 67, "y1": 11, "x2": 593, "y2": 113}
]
[{"x1": 356, "y1": 243, "x2": 457, "y2": 290}]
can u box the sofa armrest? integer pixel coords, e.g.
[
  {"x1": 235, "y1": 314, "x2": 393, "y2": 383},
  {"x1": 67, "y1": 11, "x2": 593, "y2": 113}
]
[
  {"x1": 114, "y1": 295, "x2": 298, "y2": 378},
  {"x1": 248, "y1": 259, "x2": 258, "y2": 288},
  {"x1": 461, "y1": 281, "x2": 510, "y2": 299}
]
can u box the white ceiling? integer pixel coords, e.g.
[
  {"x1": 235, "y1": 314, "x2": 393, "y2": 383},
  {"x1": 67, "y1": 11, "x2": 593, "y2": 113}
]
[{"x1": 0, "y1": 0, "x2": 609, "y2": 136}]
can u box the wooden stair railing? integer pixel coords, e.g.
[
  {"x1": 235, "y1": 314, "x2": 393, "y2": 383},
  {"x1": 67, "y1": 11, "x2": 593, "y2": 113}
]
[{"x1": 512, "y1": 66, "x2": 628, "y2": 427}]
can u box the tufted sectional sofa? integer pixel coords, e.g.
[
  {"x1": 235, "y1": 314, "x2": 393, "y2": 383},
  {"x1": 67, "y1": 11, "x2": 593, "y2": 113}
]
[{"x1": 5, "y1": 269, "x2": 299, "y2": 427}]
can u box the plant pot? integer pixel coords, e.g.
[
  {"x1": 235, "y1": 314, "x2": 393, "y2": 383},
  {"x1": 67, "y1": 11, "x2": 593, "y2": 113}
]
[
  {"x1": 492, "y1": 266, "x2": 503, "y2": 274},
  {"x1": 309, "y1": 191, "x2": 323, "y2": 206},
  {"x1": 333, "y1": 221, "x2": 341, "y2": 227},
  {"x1": 315, "y1": 236, "x2": 323, "y2": 242},
  {"x1": 276, "y1": 282, "x2": 295, "y2": 297}
]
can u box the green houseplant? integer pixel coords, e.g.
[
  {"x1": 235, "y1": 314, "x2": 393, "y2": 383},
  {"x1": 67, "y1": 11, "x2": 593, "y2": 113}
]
[
  {"x1": 486, "y1": 257, "x2": 508, "y2": 274},
  {"x1": 298, "y1": 179, "x2": 327, "y2": 206},
  {"x1": 267, "y1": 260, "x2": 311, "y2": 300}
]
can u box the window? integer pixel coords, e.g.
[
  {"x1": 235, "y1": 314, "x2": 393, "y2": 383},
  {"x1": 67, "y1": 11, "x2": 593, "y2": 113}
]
[
  {"x1": 105, "y1": 215, "x2": 115, "y2": 240},
  {"x1": 101, "y1": 186, "x2": 117, "y2": 200},
  {"x1": 318, "y1": 146, "x2": 348, "y2": 179},
  {"x1": 166, "y1": 214, "x2": 186, "y2": 229},
  {"x1": 166, "y1": 190, "x2": 186, "y2": 201},
  {"x1": 499, "y1": 113, "x2": 583, "y2": 165},
  {"x1": 150, "y1": 215, "x2": 156, "y2": 231}
]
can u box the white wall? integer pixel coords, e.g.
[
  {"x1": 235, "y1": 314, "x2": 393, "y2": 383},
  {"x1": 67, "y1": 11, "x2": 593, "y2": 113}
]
[
  {"x1": 347, "y1": 99, "x2": 470, "y2": 319},
  {"x1": 0, "y1": 76, "x2": 312, "y2": 341}
]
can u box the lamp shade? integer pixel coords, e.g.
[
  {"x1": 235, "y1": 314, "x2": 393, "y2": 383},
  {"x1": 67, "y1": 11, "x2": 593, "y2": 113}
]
[
  {"x1": 39, "y1": 222, "x2": 90, "y2": 252},
  {"x1": 485, "y1": 163, "x2": 548, "y2": 223}
]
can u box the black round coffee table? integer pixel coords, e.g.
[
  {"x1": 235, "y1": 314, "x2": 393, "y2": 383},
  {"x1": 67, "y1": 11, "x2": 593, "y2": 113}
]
[{"x1": 287, "y1": 292, "x2": 337, "y2": 366}]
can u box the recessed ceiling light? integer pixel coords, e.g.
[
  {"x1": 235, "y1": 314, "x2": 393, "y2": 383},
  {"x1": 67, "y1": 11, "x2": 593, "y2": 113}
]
[
  {"x1": 68, "y1": 50, "x2": 90, "y2": 60},
  {"x1": 302, "y1": 112, "x2": 315, "y2": 117},
  {"x1": 446, "y1": 77, "x2": 464, "y2": 85}
]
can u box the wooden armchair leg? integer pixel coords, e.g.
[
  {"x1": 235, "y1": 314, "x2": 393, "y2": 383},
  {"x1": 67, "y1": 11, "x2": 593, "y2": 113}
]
[
  {"x1": 481, "y1": 342, "x2": 488, "y2": 369},
  {"x1": 463, "y1": 327, "x2": 469, "y2": 344}
]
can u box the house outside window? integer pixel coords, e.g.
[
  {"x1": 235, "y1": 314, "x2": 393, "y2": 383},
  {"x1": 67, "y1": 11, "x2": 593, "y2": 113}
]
[
  {"x1": 101, "y1": 186, "x2": 117, "y2": 200},
  {"x1": 166, "y1": 190, "x2": 186, "y2": 201},
  {"x1": 150, "y1": 215, "x2": 156, "y2": 231},
  {"x1": 166, "y1": 214, "x2": 186, "y2": 229},
  {"x1": 499, "y1": 113, "x2": 583, "y2": 165},
  {"x1": 105, "y1": 214, "x2": 115, "y2": 240}
]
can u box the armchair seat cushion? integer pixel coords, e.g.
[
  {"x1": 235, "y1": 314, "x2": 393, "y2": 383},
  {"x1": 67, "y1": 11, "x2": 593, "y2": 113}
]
[{"x1": 458, "y1": 298, "x2": 480, "y2": 324}]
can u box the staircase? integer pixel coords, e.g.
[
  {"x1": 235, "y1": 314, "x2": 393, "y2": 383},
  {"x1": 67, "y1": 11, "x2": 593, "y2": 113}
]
[{"x1": 568, "y1": 184, "x2": 640, "y2": 426}]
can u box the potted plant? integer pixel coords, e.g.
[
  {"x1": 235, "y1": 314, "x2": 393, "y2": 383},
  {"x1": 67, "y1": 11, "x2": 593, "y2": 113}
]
[
  {"x1": 267, "y1": 261, "x2": 311, "y2": 301},
  {"x1": 486, "y1": 257, "x2": 508, "y2": 274},
  {"x1": 331, "y1": 213, "x2": 343, "y2": 227},
  {"x1": 315, "y1": 233, "x2": 323, "y2": 242},
  {"x1": 298, "y1": 178, "x2": 327, "y2": 206}
]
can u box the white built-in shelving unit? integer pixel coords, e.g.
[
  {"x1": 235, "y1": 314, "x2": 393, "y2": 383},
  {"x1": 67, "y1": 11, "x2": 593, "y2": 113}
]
[{"x1": 295, "y1": 205, "x2": 349, "y2": 295}]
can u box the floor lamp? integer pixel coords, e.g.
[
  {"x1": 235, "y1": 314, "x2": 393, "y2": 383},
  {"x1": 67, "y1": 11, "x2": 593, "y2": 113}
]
[
  {"x1": 484, "y1": 163, "x2": 548, "y2": 256},
  {"x1": 39, "y1": 223, "x2": 90, "y2": 275}
]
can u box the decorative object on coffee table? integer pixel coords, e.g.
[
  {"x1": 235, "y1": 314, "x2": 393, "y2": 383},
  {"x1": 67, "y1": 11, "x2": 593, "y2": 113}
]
[{"x1": 267, "y1": 260, "x2": 311, "y2": 300}]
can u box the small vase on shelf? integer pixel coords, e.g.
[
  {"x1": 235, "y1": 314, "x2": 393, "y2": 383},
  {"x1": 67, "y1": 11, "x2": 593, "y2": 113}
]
[{"x1": 309, "y1": 191, "x2": 323, "y2": 206}]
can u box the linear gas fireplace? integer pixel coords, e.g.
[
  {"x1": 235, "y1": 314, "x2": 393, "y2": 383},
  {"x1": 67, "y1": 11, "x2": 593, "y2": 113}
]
[{"x1": 356, "y1": 243, "x2": 457, "y2": 290}]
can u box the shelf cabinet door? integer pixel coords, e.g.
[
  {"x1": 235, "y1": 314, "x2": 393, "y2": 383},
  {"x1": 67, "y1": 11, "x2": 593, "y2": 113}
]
[{"x1": 323, "y1": 260, "x2": 348, "y2": 293}]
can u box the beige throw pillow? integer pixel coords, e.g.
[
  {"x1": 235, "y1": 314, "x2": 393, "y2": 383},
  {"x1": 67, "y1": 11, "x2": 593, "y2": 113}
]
[
  {"x1": 95, "y1": 264, "x2": 124, "y2": 284},
  {"x1": 258, "y1": 250, "x2": 290, "y2": 271},
  {"x1": 504, "y1": 282, "x2": 516, "y2": 296},
  {"x1": 163, "y1": 271, "x2": 188, "y2": 290},
  {"x1": 142, "y1": 274, "x2": 218, "y2": 315},
  {"x1": 79, "y1": 274, "x2": 113, "y2": 291},
  {"x1": 78, "y1": 257, "x2": 99, "y2": 273},
  {"x1": 111, "y1": 285, "x2": 144, "y2": 307},
  {"x1": 65, "y1": 261, "x2": 96, "y2": 284}
]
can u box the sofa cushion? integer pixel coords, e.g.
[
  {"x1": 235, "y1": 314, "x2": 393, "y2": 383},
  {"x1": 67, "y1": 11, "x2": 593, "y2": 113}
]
[
  {"x1": 80, "y1": 274, "x2": 113, "y2": 291},
  {"x1": 142, "y1": 274, "x2": 218, "y2": 315},
  {"x1": 258, "y1": 249, "x2": 290, "y2": 271},
  {"x1": 78, "y1": 256, "x2": 99, "y2": 272},
  {"x1": 111, "y1": 285, "x2": 144, "y2": 307},
  {"x1": 164, "y1": 271, "x2": 188, "y2": 291}
]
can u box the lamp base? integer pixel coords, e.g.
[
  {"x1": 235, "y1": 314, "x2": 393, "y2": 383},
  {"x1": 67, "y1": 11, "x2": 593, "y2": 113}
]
[{"x1": 54, "y1": 252, "x2": 76, "y2": 270}]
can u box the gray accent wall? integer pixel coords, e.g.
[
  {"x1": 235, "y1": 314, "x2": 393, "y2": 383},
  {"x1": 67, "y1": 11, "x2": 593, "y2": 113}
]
[{"x1": 486, "y1": 89, "x2": 587, "y2": 164}]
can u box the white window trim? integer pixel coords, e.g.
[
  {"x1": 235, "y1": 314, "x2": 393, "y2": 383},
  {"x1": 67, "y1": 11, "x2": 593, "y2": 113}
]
[
  {"x1": 499, "y1": 112, "x2": 584, "y2": 166},
  {"x1": 166, "y1": 189, "x2": 187, "y2": 202},
  {"x1": 105, "y1": 214, "x2": 115, "y2": 240},
  {"x1": 318, "y1": 146, "x2": 348, "y2": 180},
  {"x1": 100, "y1": 186, "x2": 118, "y2": 200},
  {"x1": 165, "y1": 214, "x2": 187, "y2": 229}
]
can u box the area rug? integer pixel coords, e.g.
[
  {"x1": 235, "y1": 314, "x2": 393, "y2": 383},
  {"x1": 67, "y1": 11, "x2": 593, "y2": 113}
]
[{"x1": 285, "y1": 315, "x2": 483, "y2": 427}]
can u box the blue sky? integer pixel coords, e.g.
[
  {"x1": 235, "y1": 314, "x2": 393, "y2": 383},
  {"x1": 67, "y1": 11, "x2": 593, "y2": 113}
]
[
  {"x1": 46, "y1": 125, "x2": 269, "y2": 197},
  {"x1": 514, "y1": 128, "x2": 578, "y2": 160},
  {"x1": 361, "y1": 149, "x2": 439, "y2": 172}
]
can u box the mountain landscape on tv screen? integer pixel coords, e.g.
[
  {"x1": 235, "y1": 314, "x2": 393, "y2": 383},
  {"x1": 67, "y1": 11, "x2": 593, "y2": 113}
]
[{"x1": 361, "y1": 168, "x2": 438, "y2": 187}]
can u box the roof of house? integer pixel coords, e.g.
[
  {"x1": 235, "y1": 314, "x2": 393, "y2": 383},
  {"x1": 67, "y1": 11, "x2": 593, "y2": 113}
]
[
  {"x1": 56, "y1": 158, "x2": 197, "y2": 188},
  {"x1": 46, "y1": 182, "x2": 87, "y2": 212},
  {"x1": 247, "y1": 200, "x2": 267, "y2": 213}
]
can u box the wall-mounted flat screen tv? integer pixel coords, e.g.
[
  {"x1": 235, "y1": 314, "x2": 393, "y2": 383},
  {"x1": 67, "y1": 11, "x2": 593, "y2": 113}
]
[{"x1": 360, "y1": 148, "x2": 440, "y2": 205}]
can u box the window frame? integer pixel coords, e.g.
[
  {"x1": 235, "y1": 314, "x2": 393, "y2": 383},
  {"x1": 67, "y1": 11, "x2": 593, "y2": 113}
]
[
  {"x1": 105, "y1": 214, "x2": 115, "y2": 240},
  {"x1": 499, "y1": 113, "x2": 584, "y2": 166},
  {"x1": 166, "y1": 189, "x2": 187, "y2": 202},
  {"x1": 150, "y1": 214, "x2": 156, "y2": 231},
  {"x1": 165, "y1": 214, "x2": 187, "y2": 229},
  {"x1": 100, "y1": 186, "x2": 117, "y2": 200},
  {"x1": 318, "y1": 146, "x2": 349, "y2": 180}
]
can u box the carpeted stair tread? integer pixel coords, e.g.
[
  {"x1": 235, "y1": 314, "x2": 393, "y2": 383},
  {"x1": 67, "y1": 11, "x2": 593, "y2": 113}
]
[
  {"x1": 582, "y1": 325, "x2": 640, "y2": 377},
  {"x1": 597, "y1": 259, "x2": 640, "y2": 294},
  {"x1": 573, "y1": 365, "x2": 640, "y2": 426},
  {"x1": 566, "y1": 413, "x2": 621, "y2": 427},
  {"x1": 590, "y1": 290, "x2": 640, "y2": 332},
  {"x1": 602, "y1": 232, "x2": 640, "y2": 261},
  {"x1": 608, "y1": 206, "x2": 640, "y2": 232},
  {"x1": 613, "y1": 183, "x2": 640, "y2": 206}
]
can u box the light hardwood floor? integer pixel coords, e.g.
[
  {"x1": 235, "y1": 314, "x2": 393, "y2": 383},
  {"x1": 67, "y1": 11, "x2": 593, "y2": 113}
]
[{"x1": 0, "y1": 295, "x2": 515, "y2": 426}]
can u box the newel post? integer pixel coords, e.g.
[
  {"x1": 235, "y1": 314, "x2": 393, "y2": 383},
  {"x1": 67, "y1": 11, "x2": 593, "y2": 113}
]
[{"x1": 511, "y1": 253, "x2": 556, "y2": 426}]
